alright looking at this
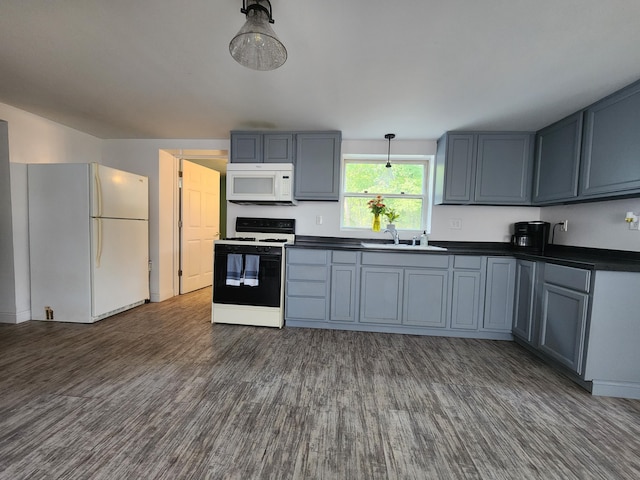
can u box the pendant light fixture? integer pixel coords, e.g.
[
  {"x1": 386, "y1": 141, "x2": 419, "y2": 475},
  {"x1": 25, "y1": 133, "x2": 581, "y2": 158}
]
[
  {"x1": 385, "y1": 133, "x2": 395, "y2": 168},
  {"x1": 229, "y1": 0, "x2": 287, "y2": 71}
]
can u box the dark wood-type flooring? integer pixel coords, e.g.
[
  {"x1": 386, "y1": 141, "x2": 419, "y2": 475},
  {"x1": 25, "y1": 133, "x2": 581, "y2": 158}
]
[{"x1": 1, "y1": 287, "x2": 639, "y2": 479}]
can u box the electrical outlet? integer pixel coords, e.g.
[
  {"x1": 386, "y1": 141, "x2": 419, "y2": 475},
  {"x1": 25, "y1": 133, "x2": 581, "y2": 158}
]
[
  {"x1": 448, "y1": 218, "x2": 462, "y2": 230},
  {"x1": 561, "y1": 220, "x2": 568, "y2": 232}
]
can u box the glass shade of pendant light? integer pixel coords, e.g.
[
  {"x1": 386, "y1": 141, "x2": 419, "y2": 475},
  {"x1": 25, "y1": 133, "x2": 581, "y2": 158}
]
[
  {"x1": 229, "y1": 0, "x2": 287, "y2": 71},
  {"x1": 385, "y1": 133, "x2": 395, "y2": 168}
]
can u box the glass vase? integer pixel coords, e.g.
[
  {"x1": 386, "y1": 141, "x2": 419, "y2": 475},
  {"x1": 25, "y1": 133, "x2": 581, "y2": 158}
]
[{"x1": 372, "y1": 214, "x2": 381, "y2": 232}]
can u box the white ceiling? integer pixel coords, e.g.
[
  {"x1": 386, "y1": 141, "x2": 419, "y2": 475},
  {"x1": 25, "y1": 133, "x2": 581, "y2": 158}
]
[{"x1": 2, "y1": 1, "x2": 640, "y2": 141}]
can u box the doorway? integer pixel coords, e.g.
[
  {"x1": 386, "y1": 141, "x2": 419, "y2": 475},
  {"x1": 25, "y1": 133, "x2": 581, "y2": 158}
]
[
  {"x1": 169, "y1": 149, "x2": 228, "y2": 296},
  {"x1": 179, "y1": 159, "x2": 220, "y2": 293}
]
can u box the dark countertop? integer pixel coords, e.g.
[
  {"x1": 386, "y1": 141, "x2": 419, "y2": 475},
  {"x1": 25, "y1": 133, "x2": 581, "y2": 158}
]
[{"x1": 287, "y1": 235, "x2": 640, "y2": 272}]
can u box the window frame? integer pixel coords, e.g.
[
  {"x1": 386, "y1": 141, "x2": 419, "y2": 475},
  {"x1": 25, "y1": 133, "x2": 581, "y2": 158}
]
[{"x1": 340, "y1": 155, "x2": 434, "y2": 234}]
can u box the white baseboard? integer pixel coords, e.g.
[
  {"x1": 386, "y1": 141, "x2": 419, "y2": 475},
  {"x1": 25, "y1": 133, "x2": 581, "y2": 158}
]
[
  {"x1": 0, "y1": 308, "x2": 31, "y2": 324},
  {"x1": 591, "y1": 380, "x2": 640, "y2": 400}
]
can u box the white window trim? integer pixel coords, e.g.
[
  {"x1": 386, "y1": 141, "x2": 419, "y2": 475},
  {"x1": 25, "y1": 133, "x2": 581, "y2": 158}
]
[{"x1": 340, "y1": 154, "x2": 434, "y2": 234}]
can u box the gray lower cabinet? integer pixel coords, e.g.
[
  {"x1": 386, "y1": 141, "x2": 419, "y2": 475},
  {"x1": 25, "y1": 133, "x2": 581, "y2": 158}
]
[
  {"x1": 537, "y1": 263, "x2": 591, "y2": 375},
  {"x1": 483, "y1": 257, "x2": 516, "y2": 332},
  {"x1": 294, "y1": 131, "x2": 342, "y2": 201},
  {"x1": 286, "y1": 248, "x2": 512, "y2": 340},
  {"x1": 580, "y1": 79, "x2": 640, "y2": 198},
  {"x1": 330, "y1": 250, "x2": 359, "y2": 322},
  {"x1": 532, "y1": 112, "x2": 583, "y2": 204},
  {"x1": 285, "y1": 249, "x2": 329, "y2": 322},
  {"x1": 360, "y1": 267, "x2": 403, "y2": 324},
  {"x1": 512, "y1": 259, "x2": 537, "y2": 344},
  {"x1": 403, "y1": 269, "x2": 449, "y2": 327},
  {"x1": 434, "y1": 131, "x2": 534, "y2": 205},
  {"x1": 538, "y1": 284, "x2": 589, "y2": 374},
  {"x1": 450, "y1": 256, "x2": 484, "y2": 330}
]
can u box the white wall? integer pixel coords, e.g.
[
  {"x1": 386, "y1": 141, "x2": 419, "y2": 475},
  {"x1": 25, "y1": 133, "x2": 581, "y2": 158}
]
[
  {"x1": 0, "y1": 103, "x2": 102, "y2": 323},
  {"x1": 101, "y1": 139, "x2": 230, "y2": 302},
  {"x1": 542, "y1": 198, "x2": 640, "y2": 251}
]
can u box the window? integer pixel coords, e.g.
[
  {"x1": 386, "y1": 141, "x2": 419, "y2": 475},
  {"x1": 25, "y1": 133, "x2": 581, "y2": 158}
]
[{"x1": 341, "y1": 157, "x2": 432, "y2": 231}]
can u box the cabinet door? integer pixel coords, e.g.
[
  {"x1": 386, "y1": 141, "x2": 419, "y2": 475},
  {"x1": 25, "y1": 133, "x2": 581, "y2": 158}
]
[
  {"x1": 264, "y1": 134, "x2": 294, "y2": 163},
  {"x1": 513, "y1": 260, "x2": 537, "y2": 343},
  {"x1": 581, "y1": 81, "x2": 640, "y2": 197},
  {"x1": 295, "y1": 132, "x2": 342, "y2": 201},
  {"x1": 443, "y1": 134, "x2": 475, "y2": 203},
  {"x1": 483, "y1": 257, "x2": 516, "y2": 332},
  {"x1": 532, "y1": 113, "x2": 583, "y2": 204},
  {"x1": 475, "y1": 134, "x2": 533, "y2": 204},
  {"x1": 230, "y1": 133, "x2": 263, "y2": 163},
  {"x1": 403, "y1": 269, "x2": 449, "y2": 328},
  {"x1": 539, "y1": 284, "x2": 588, "y2": 374},
  {"x1": 450, "y1": 270, "x2": 482, "y2": 330},
  {"x1": 330, "y1": 265, "x2": 357, "y2": 322},
  {"x1": 360, "y1": 267, "x2": 402, "y2": 324}
]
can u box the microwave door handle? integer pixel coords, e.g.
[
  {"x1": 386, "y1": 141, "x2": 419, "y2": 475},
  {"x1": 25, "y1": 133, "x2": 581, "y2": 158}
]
[{"x1": 274, "y1": 173, "x2": 280, "y2": 198}]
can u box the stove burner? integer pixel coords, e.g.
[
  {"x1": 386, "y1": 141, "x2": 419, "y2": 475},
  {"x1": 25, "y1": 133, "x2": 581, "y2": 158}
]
[
  {"x1": 260, "y1": 238, "x2": 288, "y2": 243},
  {"x1": 223, "y1": 237, "x2": 256, "y2": 241}
]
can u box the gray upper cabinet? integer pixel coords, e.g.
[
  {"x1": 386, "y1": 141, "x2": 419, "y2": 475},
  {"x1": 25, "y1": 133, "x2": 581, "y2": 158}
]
[
  {"x1": 437, "y1": 133, "x2": 475, "y2": 203},
  {"x1": 580, "y1": 80, "x2": 640, "y2": 198},
  {"x1": 474, "y1": 134, "x2": 533, "y2": 204},
  {"x1": 230, "y1": 131, "x2": 294, "y2": 163},
  {"x1": 435, "y1": 132, "x2": 534, "y2": 205},
  {"x1": 532, "y1": 113, "x2": 583, "y2": 204},
  {"x1": 230, "y1": 132, "x2": 263, "y2": 163},
  {"x1": 264, "y1": 134, "x2": 295, "y2": 163},
  {"x1": 294, "y1": 131, "x2": 342, "y2": 201}
]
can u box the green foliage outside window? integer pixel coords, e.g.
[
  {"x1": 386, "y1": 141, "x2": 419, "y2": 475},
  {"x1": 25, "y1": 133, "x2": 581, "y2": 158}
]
[{"x1": 343, "y1": 161, "x2": 426, "y2": 230}]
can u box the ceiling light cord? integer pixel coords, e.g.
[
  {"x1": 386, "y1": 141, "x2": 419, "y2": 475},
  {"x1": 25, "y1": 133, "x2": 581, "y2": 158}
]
[{"x1": 385, "y1": 133, "x2": 395, "y2": 168}]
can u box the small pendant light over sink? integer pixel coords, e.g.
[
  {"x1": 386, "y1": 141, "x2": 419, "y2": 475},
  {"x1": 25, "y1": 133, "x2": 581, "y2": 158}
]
[
  {"x1": 385, "y1": 133, "x2": 395, "y2": 168},
  {"x1": 229, "y1": 0, "x2": 287, "y2": 71}
]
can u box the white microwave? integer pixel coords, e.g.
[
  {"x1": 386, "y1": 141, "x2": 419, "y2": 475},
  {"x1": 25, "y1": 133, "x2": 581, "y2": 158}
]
[{"x1": 226, "y1": 163, "x2": 297, "y2": 205}]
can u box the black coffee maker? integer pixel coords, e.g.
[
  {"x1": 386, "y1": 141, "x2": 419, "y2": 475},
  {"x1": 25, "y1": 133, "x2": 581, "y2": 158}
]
[{"x1": 511, "y1": 221, "x2": 550, "y2": 253}]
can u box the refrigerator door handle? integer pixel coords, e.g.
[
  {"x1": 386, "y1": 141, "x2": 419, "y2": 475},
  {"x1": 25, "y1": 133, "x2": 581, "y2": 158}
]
[
  {"x1": 94, "y1": 164, "x2": 103, "y2": 217},
  {"x1": 96, "y1": 218, "x2": 103, "y2": 268}
]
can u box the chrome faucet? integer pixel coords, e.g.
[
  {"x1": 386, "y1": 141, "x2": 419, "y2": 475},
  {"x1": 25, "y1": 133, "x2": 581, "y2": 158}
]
[{"x1": 384, "y1": 227, "x2": 400, "y2": 244}]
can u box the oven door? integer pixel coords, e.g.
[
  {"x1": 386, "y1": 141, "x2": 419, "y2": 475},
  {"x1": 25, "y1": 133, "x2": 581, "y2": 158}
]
[{"x1": 213, "y1": 244, "x2": 282, "y2": 307}]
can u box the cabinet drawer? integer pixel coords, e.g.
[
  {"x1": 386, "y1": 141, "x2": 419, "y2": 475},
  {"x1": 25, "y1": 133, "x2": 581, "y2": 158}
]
[
  {"x1": 361, "y1": 252, "x2": 449, "y2": 269},
  {"x1": 286, "y1": 297, "x2": 327, "y2": 321},
  {"x1": 287, "y1": 281, "x2": 326, "y2": 297},
  {"x1": 332, "y1": 250, "x2": 359, "y2": 264},
  {"x1": 544, "y1": 263, "x2": 590, "y2": 293},
  {"x1": 453, "y1": 256, "x2": 483, "y2": 270},
  {"x1": 287, "y1": 249, "x2": 328, "y2": 265},
  {"x1": 287, "y1": 265, "x2": 327, "y2": 281}
]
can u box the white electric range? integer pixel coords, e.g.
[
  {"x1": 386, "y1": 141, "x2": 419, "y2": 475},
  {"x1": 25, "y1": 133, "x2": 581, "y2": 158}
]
[{"x1": 211, "y1": 217, "x2": 295, "y2": 328}]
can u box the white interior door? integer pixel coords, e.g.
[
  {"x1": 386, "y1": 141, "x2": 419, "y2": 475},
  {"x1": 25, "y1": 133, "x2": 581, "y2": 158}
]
[{"x1": 180, "y1": 160, "x2": 220, "y2": 294}]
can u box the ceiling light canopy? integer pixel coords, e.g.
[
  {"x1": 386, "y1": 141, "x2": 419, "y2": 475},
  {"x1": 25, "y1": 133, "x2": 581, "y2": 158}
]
[
  {"x1": 385, "y1": 133, "x2": 395, "y2": 168},
  {"x1": 229, "y1": 0, "x2": 287, "y2": 71}
]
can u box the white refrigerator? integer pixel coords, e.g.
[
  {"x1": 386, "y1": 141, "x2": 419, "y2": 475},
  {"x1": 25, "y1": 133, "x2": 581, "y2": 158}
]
[{"x1": 28, "y1": 163, "x2": 149, "y2": 323}]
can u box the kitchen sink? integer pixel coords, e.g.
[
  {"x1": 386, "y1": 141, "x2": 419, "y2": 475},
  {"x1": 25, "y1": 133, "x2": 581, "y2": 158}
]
[{"x1": 360, "y1": 242, "x2": 447, "y2": 251}]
